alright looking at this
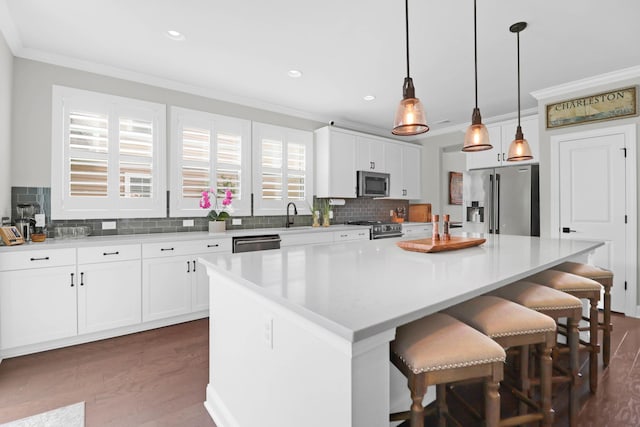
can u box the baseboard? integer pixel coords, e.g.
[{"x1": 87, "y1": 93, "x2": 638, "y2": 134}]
[{"x1": 204, "y1": 384, "x2": 241, "y2": 427}]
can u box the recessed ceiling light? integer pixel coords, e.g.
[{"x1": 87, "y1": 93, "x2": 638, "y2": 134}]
[
  {"x1": 287, "y1": 70, "x2": 303, "y2": 78},
  {"x1": 166, "y1": 30, "x2": 185, "y2": 41},
  {"x1": 363, "y1": 95, "x2": 376, "y2": 101}
]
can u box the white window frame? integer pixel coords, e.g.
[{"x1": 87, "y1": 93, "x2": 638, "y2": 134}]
[
  {"x1": 51, "y1": 86, "x2": 166, "y2": 220},
  {"x1": 169, "y1": 107, "x2": 251, "y2": 217},
  {"x1": 252, "y1": 122, "x2": 313, "y2": 216}
]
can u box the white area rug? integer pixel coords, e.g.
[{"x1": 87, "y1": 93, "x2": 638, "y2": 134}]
[{"x1": 0, "y1": 402, "x2": 84, "y2": 427}]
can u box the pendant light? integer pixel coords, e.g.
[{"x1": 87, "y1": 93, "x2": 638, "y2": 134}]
[
  {"x1": 506, "y1": 21, "x2": 533, "y2": 161},
  {"x1": 462, "y1": 0, "x2": 491, "y2": 152},
  {"x1": 392, "y1": 0, "x2": 429, "y2": 136}
]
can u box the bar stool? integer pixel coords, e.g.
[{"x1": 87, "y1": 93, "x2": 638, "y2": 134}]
[
  {"x1": 390, "y1": 312, "x2": 505, "y2": 427},
  {"x1": 487, "y1": 281, "x2": 583, "y2": 427},
  {"x1": 444, "y1": 295, "x2": 557, "y2": 427},
  {"x1": 552, "y1": 261, "x2": 614, "y2": 366},
  {"x1": 527, "y1": 269, "x2": 602, "y2": 393}
]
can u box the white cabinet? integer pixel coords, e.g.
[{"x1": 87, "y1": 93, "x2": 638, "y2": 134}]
[
  {"x1": 402, "y1": 223, "x2": 432, "y2": 237},
  {"x1": 142, "y1": 237, "x2": 231, "y2": 322},
  {"x1": 77, "y1": 244, "x2": 141, "y2": 335},
  {"x1": 0, "y1": 249, "x2": 77, "y2": 350},
  {"x1": 466, "y1": 115, "x2": 539, "y2": 170},
  {"x1": 386, "y1": 143, "x2": 422, "y2": 199},
  {"x1": 333, "y1": 229, "x2": 370, "y2": 242},
  {"x1": 280, "y1": 232, "x2": 334, "y2": 247},
  {"x1": 315, "y1": 127, "x2": 357, "y2": 198},
  {"x1": 356, "y1": 136, "x2": 386, "y2": 172}
]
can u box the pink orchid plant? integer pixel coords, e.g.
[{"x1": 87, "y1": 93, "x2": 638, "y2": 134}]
[{"x1": 200, "y1": 188, "x2": 233, "y2": 221}]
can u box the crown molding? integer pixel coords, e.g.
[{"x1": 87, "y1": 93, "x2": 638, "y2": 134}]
[
  {"x1": 531, "y1": 65, "x2": 640, "y2": 100},
  {"x1": 0, "y1": 0, "x2": 23, "y2": 54}
]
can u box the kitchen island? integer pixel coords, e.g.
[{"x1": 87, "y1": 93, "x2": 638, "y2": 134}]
[{"x1": 200, "y1": 235, "x2": 602, "y2": 427}]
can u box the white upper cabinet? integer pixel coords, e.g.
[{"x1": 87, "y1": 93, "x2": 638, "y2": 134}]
[
  {"x1": 356, "y1": 136, "x2": 386, "y2": 172},
  {"x1": 387, "y1": 143, "x2": 421, "y2": 199},
  {"x1": 466, "y1": 115, "x2": 539, "y2": 170},
  {"x1": 315, "y1": 127, "x2": 357, "y2": 198}
]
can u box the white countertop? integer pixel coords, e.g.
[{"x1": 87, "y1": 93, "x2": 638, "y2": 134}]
[
  {"x1": 0, "y1": 224, "x2": 370, "y2": 252},
  {"x1": 200, "y1": 235, "x2": 602, "y2": 342}
]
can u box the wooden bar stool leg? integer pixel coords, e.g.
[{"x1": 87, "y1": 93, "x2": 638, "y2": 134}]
[
  {"x1": 409, "y1": 374, "x2": 427, "y2": 427},
  {"x1": 485, "y1": 371, "x2": 501, "y2": 427},
  {"x1": 567, "y1": 316, "x2": 580, "y2": 427},
  {"x1": 539, "y1": 343, "x2": 554, "y2": 427},
  {"x1": 588, "y1": 295, "x2": 599, "y2": 393},
  {"x1": 436, "y1": 384, "x2": 447, "y2": 427},
  {"x1": 602, "y1": 277, "x2": 613, "y2": 366},
  {"x1": 520, "y1": 344, "x2": 531, "y2": 417}
]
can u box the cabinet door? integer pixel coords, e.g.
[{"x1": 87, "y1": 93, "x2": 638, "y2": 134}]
[
  {"x1": 142, "y1": 256, "x2": 192, "y2": 322},
  {"x1": 466, "y1": 124, "x2": 502, "y2": 170},
  {"x1": 385, "y1": 143, "x2": 403, "y2": 198},
  {"x1": 315, "y1": 128, "x2": 357, "y2": 198},
  {"x1": 356, "y1": 136, "x2": 386, "y2": 172},
  {"x1": 192, "y1": 256, "x2": 212, "y2": 312},
  {"x1": 77, "y1": 260, "x2": 142, "y2": 334},
  {"x1": 0, "y1": 266, "x2": 77, "y2": 349},
  {"x1": 402, "y1": 145, "x2": 422, "y2": 199}
]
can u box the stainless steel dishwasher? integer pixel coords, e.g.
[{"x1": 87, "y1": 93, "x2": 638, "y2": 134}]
[{"x1": 232, "y1": 234, "x2": 281, "y2": 253}]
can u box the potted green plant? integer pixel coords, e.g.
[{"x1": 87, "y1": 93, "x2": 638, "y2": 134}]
[{"x1": 321, "y1": 199, "x2": 331, "y2": 227}]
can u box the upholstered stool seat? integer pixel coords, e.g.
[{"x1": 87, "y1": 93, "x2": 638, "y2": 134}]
[
  {"x1": 527, "y1": 269, "x2": 603, "y2": 393},
  {"x1": 444, "y1": 295, "x2": 557, "y2": 427},
  {"x1": 553, "y1": 261, "x2": 614, "y2": 366},
  {"x1": 391, "y1": 312, "x2": 505, "y2": 427},
  {"x1": 488, "y1": 281, "x2": 583, "y2": 427}
]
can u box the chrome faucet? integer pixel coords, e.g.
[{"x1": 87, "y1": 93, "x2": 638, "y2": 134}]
[{"x1": 286, "y1": 202, "x2": 298, "y2": 228}]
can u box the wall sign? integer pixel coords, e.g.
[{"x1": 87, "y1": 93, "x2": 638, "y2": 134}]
[{"x1": 546, "y1": 86, "x2": 637, "y2": 129}]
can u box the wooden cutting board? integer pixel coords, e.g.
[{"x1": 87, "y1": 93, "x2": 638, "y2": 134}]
[{"x1": 396, "y1": 236, "x2": 486, "y2": 253}]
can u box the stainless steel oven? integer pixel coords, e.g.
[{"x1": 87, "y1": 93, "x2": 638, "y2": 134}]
[{"x1": 346, "y1": 220, "x2": 403, "y2": 239}]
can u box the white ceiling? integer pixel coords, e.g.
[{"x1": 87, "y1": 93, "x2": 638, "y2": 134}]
[{"x1": 2, "y1": 0, "x2": 640, "y2": 138}]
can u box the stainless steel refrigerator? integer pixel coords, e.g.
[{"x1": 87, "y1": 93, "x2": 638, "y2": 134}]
[{"x1": 462, "y1": 164, "x2": 539, "y2": 236}]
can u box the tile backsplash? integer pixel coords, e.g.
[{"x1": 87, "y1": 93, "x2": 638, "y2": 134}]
[{"x1": 11, "y1": 187, "x2": 409, "y2": 237}]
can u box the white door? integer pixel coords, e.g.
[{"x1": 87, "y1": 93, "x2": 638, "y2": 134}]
[
  {"x1": 142, "y1": 256, "x2": 192, "y2": 322},
  {"x1": 77, "y1": 260, "x2": 142, "y2": 334},
  {"x1": 553, "y1": 124, "x2": 636, "y2": 315}
]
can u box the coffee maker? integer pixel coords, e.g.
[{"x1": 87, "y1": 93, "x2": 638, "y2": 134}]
[{"x1": 15, "y1": 203, "x2": 39, "y2": 241}]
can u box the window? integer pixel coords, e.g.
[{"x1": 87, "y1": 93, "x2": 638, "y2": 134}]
[
  {"x1": 51, "y1": 86, "x2": 166, "y2": 219},
  {"x1": 252, "y1": 123, "x2": 313, "y2": 216},
  {"x1": 169, "y1": 107, "x2": 251, "y2": 217}
]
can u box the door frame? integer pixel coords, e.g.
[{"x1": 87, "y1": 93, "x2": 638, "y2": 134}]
[{"x1": 550, "y1": 123, "x2": 637, "y2": 317}]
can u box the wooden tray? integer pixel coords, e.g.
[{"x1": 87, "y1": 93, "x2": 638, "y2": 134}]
[{"x1": 396, "y1": 236, "x2": 486, "y2": 253}]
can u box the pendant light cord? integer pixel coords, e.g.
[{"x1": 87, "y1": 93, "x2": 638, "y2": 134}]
[
  {"x1": 405, "y1": 0, "x2": 410, "y2": 78},
  {"x1": 473, "y1": 0, "x2": 478, "y2": 109},
  {"x1": 517, "y1": 30, "x2": 521, "y2": 126}
]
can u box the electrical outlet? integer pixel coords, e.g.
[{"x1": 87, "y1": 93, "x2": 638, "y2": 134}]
[
  {"x1": 329, "y1": 210, "x2": 334, "y2": 219},
  {"x1": 182, "y1": 219, "x2": 194, "y2": 227},
  {"x1": 390, "y1": 210, "x2": 394, "y2": 217},
  {"x1": 264, "y1": 316, "x2": 273, "y2": 349},
  {"x1": 102, "y1": 221, "x2": 116, "y2": 230},
  {"x1": 232, "y1": 218, "x2": 242, "y2": 225}
]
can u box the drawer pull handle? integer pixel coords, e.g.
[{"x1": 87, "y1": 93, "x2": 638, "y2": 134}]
[
  {"x1": 193, "y1": 260, "x2": 196, "y2": 272},
  {"x1": 70, "y1": 272, "x2": 75, "y2": 287},
  {"x1": 340, "y1": 234, "x2": 347, "y2": 237},
  {"x1": 103, "y1": 251, "x2": 120, "y2": 256},
  {"x1": 30, "y1": 256, "x2": 50, "y2": 261},
  {"x1": 80, "y1": 272, "x2": 84, "y2": 286},
  {"x1": 207, "y1": 244, "x2": 219, "y2": 248},
  {"x1": 187, "y1": 261, "x2": 191, "y2": 273},
  {"x1": 160, "y1": 248, "x2": 174, "y2": 251}
]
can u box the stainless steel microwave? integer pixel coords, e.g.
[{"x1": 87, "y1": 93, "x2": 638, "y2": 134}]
[{"x1": 357, "y1": 171, "x2": 390, "y2": 197}]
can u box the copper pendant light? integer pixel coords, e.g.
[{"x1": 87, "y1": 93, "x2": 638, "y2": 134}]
[
  {"x1": 462, "y1": 0, "x2": 491, "y2": 152},
  {"x1": 392, "y1": 0, "x2": 429, "y2": 136},
  {"x1": 507, "y1": 21, "x2": 533, "y2": 162}
]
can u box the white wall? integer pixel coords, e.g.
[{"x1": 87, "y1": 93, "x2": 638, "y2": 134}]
[
  {"x1": 0, "y1": 31, "x2": 12, "y2": 219},
  {"x1": 11, "y1": 58, "x2": 323, "y2": 187}
]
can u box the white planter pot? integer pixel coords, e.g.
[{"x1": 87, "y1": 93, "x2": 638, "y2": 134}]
[{"x1": 209, "y1": 221, "x2": 226, "y2": 233}]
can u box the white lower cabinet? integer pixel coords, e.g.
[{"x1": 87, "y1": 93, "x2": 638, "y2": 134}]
[
  {"x1": 402, "y1": 223, "x2": 432, "y2": 237},
  {"x1": 0, "y1": 249, "x2": 77, "y2": 350},
  {"x1": 142, "y1": 238, "x2": 231, "y2": 322}
]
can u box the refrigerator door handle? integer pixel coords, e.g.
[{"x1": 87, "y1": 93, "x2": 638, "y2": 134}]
[
  {"x1": 495, "y1": 173, "x2": 501, "y2": 234},
  {"x1": 489, "y1": 174, "x2": 494, "y2": 234}
]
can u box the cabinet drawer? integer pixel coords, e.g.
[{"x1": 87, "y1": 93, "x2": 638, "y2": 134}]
[
  {"x1": 78, "y1": 244, "x2": 141, "y2": 264},
  {"x1": 281, "y1": 232, "x2": 333, "y2": 247},
  {"x1": 333, "y1": 229, "x2": 370, "y2": 242},
  {"x1": 0, "y1": 248, "x2": 76, "y2": 271},
  {"x1": 143, "y1": 238, "x2": 231, "y2": 258}
]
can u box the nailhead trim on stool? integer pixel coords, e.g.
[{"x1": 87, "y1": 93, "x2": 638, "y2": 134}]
[
  {"x1": 487, "y1": 281, "x2": 583, "y2": 427},
  {"x1": 553, "y1": 261, "x2": 614, "y2": 366},
  {"x1": 527, "y1": 269, "x2": 602, "y2": 393},
  {"x1": 390, "y1": 313, "x2": 505, "y2": 427},
  {"x1": 444, "y1": 295, "x2": 557, "y2": 427}
]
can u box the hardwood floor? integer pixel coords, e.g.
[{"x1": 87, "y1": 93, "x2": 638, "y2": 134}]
[{"x1": 0, "y1": 314, "x2": 639, "y2": 426}]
